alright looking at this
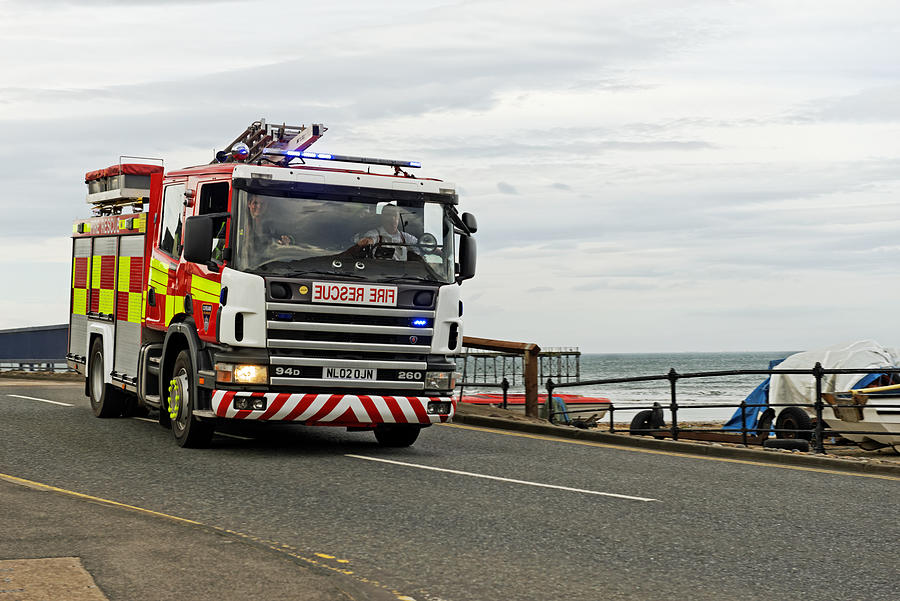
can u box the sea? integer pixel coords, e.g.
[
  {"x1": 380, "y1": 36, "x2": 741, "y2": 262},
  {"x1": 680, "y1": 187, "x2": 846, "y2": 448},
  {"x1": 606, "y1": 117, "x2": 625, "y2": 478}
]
[{"x1": 459, "y1": 351, "x2": 799, "y2": 423}]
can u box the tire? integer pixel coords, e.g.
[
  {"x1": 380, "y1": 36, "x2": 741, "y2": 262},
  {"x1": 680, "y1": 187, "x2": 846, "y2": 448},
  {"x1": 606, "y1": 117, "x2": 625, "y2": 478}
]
[
  {"x1": 166, "y1": 350, "x2": 215, "y2": 448},
  {"x1": 763, "y1": 438, "x2": 810, "y2": 452},
  {"x1": 374, "y1": 424, "x2": 421, "y2": 447},
  {"x1": 629, "y1": 410, "x2": 654, "y2": 436},
  {"x1": 88, "y1": 337, "x2": 125, "y2": 418},
  {"x1": 775, "y1": 406, "x2": 813, "y2": 440},
  {"x1": 629, "y1": 408, "x2": 665, "y2": 438}
]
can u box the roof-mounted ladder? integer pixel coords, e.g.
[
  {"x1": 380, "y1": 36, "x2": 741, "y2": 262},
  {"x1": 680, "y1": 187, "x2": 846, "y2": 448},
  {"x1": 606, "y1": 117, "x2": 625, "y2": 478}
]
[{"x1": 212, "y1": 119, "x2": 326, "y2": 165}]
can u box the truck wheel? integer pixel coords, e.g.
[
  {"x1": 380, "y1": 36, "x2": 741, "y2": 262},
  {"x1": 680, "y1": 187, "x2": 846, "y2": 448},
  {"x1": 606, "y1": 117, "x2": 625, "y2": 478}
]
[
  {"x1": 88, "y1": 337, "x2": 124, "y2": 418},
  {"x1": 775, "y1": 407, "x2": 813, "y2": 440},
  {"x1": 374, "y1": 424, "x2": 421, "y2": 447},
  {"x1": 166, "y1": 351, "x2": 215, "y2": 448}
]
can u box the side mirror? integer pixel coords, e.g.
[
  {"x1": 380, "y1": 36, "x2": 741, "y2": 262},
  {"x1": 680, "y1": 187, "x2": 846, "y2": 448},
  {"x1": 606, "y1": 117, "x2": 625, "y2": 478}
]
[
  {"x1": 461, "y1": 212, "x2": 478, "y2": 234},
  {"x1": 183, "y1": 215, "x2": 213, "y2": 264},
  {"x1": 457, "y1": 235, "x2": 476, "y2": 282}
]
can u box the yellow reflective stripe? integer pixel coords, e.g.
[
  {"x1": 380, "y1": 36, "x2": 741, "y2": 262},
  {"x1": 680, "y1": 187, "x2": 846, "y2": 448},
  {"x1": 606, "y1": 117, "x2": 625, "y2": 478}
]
[
  {"x1": 72, "y1": 258, "x2": 77, "y2": 288},
  {"x1": 99, "y1": 289, "x2": 115, "y2": 314},
  {"x1": 150, "y1": 257, "x2": 172, "y2": 273},
  {"x1": 136, "y1": 214, "x2": 147, "y2": 233},
  {"x1": 127, "y1": 291, "x2": 142, "y2": 323},
  {"x1": 165, "y1": 295, "x2": 184, "y2": 326},
  {"x1": 72, "y1": 289, "x2": 87, "y2": 315},
  {"x1": 191, "y1": 276, "x2": 220, "y2": 296},
  {"x1": 192, "y1": 291, "x2": 219, "y2": 304},
  {"x1": 191, "y1": 276, "x2": 220, "y2": 304},
  {"x1": 117, "y1": 257, "x2": 131, "y2": 291},
  {"x1": 141, "y1": 290, "x2": 146, "y2": 321},
  {"x1": 91, "y1": 256, "x2": 102, "y2": 289},
  {"x1": 149, "y1": 265, "x2": 168, "y2": 289}
]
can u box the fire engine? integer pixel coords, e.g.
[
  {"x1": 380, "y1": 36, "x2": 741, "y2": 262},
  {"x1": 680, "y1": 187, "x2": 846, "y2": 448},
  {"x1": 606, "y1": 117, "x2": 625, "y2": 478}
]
[{"x1": 67, "y1": 120, "x2": 477, "y2": 447}]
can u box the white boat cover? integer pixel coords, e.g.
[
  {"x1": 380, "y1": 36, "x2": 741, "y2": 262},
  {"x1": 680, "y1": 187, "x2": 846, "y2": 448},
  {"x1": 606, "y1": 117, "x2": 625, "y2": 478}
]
[
  {"x1": 770, "y1": 340, "x2": 900, "y2": 404},
  {"x1": 770, "y1": 340, "x2": 900, "y2": 448}
]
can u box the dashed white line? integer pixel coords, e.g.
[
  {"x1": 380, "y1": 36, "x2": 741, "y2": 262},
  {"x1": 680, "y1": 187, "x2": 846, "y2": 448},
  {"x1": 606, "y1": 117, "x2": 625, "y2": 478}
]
[
  {"x1": 345, "y1": 455, "x2": 659, "y2": 502},
  {"x1": 6, "y1": 394, "x2": 73, "y2": 407}
]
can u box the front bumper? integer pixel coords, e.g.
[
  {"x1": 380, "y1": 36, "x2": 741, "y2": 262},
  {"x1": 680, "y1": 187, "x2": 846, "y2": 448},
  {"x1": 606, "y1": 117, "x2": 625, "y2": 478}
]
[{"x1": 210, "y1": 390, "x2": 455, "y2": 426}]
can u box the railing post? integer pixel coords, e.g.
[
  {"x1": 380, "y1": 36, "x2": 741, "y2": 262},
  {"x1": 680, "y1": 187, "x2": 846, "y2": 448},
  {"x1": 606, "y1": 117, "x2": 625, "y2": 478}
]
[
  {"x1": 523, "y1": 347, "x2": 539, "y2": 418},
  {"x1": 546, "y1": 378, "x2": 555, "y2": 424},
  {"x1": 501, "y1": 377, "x2": 509, "y2": 410},
  {"x1": 813, "y1": 362, "x2": 826, "y2": 454},
  {"x1": 740, "y1": 400, "x2": 748, "y2": 447},
  {"x1": 609, "y1": 403, "x2": 615, "y2": 433},
  {"x1": 668, "y1": 368, "x2": 679, "y2": 441}
]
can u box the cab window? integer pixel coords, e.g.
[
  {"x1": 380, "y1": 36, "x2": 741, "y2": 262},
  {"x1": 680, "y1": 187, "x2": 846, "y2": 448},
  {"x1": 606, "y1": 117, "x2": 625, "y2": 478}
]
[
  {"x1": 159, "y1": 183, "x2": 186, "y2": 258},
  {"x1": 197, "y1": 182, "x2": 230, "y2": 262}
]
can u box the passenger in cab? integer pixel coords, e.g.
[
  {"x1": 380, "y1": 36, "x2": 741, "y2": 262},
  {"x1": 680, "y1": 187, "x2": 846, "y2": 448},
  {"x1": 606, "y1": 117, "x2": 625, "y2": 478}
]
[{"x1": 247, "y1": 195, "x2": 293, "y2": 248}]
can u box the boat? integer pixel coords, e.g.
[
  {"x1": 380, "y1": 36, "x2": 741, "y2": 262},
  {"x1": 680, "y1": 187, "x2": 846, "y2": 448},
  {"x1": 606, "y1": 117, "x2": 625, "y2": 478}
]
[
  {"x1": 727, "y1": 340, "x2": 900, "y2": 451},
  {"x1": 459, "y1": 392, "x2": 611, "y2": 420}
]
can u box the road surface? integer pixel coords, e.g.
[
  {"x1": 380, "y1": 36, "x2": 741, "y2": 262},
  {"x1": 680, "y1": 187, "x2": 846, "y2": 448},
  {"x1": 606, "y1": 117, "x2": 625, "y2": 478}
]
[{"x1": 1, "y1": 379, "x2": 896, "y2": 600}]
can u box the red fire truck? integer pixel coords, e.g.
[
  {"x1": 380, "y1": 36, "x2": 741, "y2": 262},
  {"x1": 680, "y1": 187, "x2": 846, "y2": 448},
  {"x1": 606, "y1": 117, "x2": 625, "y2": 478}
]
[{"x1": 67, "y1": 120, "x2": 477, "y2": 447}]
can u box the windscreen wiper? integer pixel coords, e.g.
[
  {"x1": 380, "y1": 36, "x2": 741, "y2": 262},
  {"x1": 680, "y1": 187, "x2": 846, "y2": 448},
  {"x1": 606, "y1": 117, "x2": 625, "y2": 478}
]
[{"x1": 291, "y1": 269, "x2": 366, "y2": 280}]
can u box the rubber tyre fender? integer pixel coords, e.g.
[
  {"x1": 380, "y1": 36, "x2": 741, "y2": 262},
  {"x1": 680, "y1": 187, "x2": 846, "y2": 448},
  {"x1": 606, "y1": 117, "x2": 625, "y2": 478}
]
[
  {"x1": 166, "y1": 350, "x2": 215, "y2": 448},
  {"x1": 88, "y1": 337, "x2": 125, "y2": 418},
  {"x1": 629, "y1": 409, "x2": 666, "y2": 438},
  {"x1": 775, "y1": 406, "x2": 813, "y2": 441},
  {"x1": 374, "y1": 424, "x2": 421, "y2": 447},
  {"x1": 763, "y1": 438, "x2": 810, "y2": 452}
]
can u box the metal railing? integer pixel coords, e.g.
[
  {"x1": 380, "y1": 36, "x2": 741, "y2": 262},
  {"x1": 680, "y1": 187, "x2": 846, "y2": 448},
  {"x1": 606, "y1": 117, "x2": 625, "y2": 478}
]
[
  {"x1": 544, "y1": 363, "x2": 900, "y2": 454},
  {"x1": 458, "y1": 378, "x2": 511, "y2": 409}
]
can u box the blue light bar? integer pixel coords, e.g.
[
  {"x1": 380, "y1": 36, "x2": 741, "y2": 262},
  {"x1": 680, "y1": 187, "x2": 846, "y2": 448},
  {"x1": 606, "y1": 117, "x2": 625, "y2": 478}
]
[
  {"x1": 262, "y1": 147, "x2": 421, "y2": 168},
  {"x1": 411, "y1": 318, "x2": 429, "y2": 328}
]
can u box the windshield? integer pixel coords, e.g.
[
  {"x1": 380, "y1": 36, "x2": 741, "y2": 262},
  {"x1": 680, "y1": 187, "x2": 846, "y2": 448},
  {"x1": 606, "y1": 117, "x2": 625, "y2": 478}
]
[{"x1": 232, "y1": 190, "x2": 455, "y2": 284}]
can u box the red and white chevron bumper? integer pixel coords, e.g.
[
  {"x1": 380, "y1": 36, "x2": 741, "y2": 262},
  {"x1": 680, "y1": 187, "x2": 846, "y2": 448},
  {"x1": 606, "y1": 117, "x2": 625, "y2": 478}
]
[{"x1": 211, "y1": 390, "x2": 455, "y2": 425}]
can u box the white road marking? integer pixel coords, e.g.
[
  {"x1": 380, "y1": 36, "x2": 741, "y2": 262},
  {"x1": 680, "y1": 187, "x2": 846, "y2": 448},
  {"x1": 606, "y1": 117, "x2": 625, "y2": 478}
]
[
  {"x1": 6, "y1": 394, "x2": 73, "y2": 407},
  {"x1": 345, "y1": 455, "x2": 659, "y2": 502},
  {"x1": 132, "y1": 416, "x2": 254, "y2": 440},
  {"x1": 216, "y1": 432, "x2": 254, "y2": 441}
]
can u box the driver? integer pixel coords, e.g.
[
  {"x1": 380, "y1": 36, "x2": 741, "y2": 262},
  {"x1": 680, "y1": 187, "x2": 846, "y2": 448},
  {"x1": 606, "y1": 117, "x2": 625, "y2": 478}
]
[
  {"x1": 247, "y1": 195, "x2": 293, "y2": 248},
  {"x1": 355, "y1": 204, "x2": 419, "y2": 260}
]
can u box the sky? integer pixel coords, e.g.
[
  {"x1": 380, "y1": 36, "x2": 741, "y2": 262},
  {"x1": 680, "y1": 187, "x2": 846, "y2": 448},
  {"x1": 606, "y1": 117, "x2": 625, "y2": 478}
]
[{"x1": 2, "y1": 0, "x2": 900, "y2": 352}]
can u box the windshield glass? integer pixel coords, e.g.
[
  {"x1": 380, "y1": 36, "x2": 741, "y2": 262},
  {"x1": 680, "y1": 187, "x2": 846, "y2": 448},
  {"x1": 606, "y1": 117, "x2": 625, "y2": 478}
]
[{"x1": 232, "y1": 189, "x2": 455, "y2": 284}]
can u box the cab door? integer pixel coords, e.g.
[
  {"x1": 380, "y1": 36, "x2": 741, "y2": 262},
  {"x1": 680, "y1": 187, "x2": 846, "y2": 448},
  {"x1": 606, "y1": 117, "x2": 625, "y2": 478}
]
[{"x1": 146, "y1": 181, "x2": 186, "y2": 331}]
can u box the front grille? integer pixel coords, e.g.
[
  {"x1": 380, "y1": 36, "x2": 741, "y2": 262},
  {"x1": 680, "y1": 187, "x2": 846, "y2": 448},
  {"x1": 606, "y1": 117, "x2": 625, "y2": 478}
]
[{"x1": 265, "y1": 300, "x2": 436, "y2": 391}]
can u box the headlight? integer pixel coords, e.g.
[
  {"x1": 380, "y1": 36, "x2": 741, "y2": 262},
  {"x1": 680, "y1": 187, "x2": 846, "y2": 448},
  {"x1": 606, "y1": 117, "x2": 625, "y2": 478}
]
[
  {"x1": 425, "y1": 371, "x2": 456, "y2": 390},
  {"x1": 216, "y1": 363, "x2": 268, "y2": 384}
]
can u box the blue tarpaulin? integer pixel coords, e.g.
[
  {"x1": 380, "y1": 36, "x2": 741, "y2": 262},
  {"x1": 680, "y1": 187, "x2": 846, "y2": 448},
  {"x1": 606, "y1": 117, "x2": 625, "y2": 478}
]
[{"x1": 724, "y1": 359, "x2": 783, "y2": 432}]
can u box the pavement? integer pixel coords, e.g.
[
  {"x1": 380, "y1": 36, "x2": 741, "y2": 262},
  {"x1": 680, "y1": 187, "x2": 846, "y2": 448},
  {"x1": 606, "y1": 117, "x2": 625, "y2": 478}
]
[{"x1": 0, "y1": 474, "x2": 400, "y2": 601}]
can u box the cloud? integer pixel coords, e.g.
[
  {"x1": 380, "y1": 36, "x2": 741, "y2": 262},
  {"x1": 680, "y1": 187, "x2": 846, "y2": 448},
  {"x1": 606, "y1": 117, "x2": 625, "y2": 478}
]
[
  {"x1": 793, "y1": 84, "x2": 900, "y2": 123},
  {"x1": 496, "y1": 182, "x2": 518, "y2": 195}
]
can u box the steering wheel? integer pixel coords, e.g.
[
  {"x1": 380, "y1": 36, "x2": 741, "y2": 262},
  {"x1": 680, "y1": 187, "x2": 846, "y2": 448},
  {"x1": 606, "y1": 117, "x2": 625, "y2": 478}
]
[{"x1": 358, "y1": 241, "x2": 396, "y2": 260}]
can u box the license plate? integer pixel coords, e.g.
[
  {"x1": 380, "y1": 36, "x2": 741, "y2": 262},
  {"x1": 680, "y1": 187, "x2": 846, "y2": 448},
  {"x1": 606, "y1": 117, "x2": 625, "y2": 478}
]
[
  {"x1": 311, "y1": 281, "x2": 397, "y2": 307},
  {"x1": 322, "y1": 367, "x2": 377, "y2": 381}
]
